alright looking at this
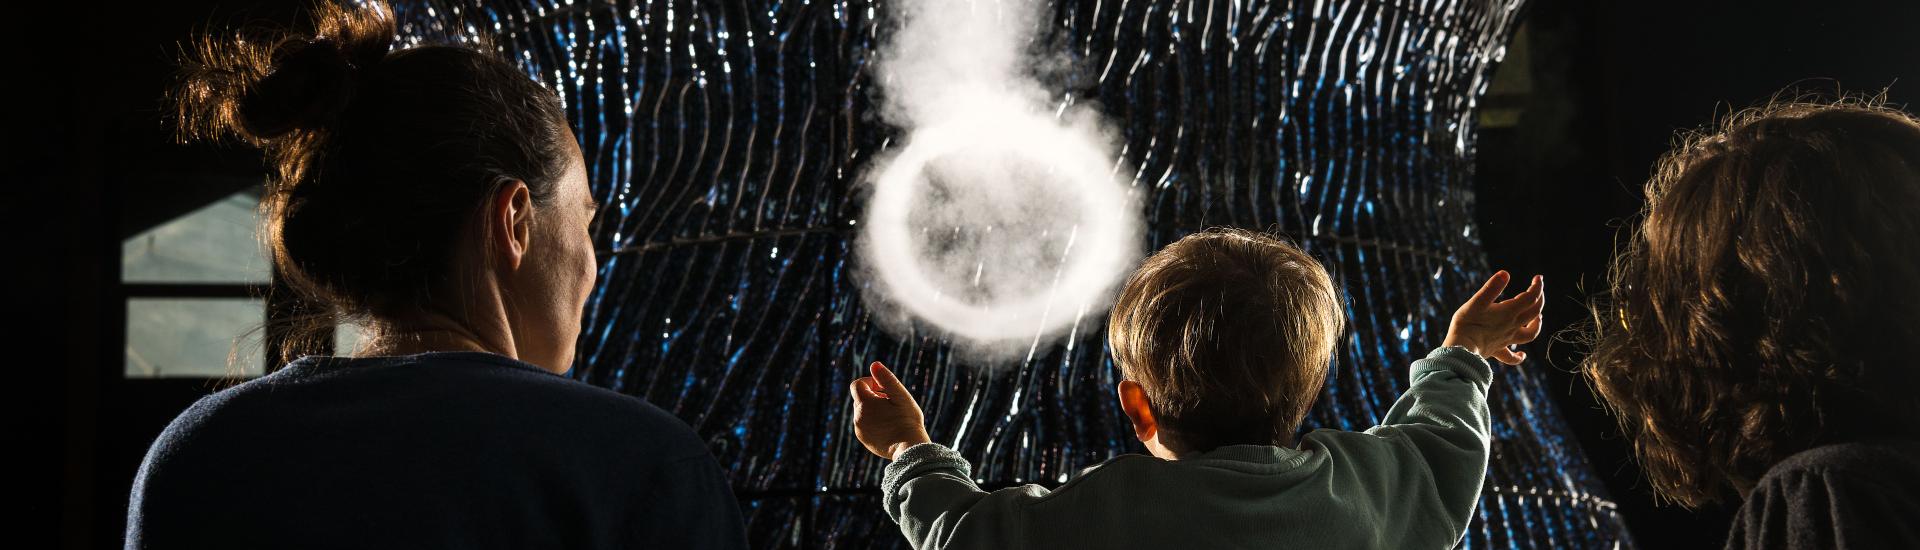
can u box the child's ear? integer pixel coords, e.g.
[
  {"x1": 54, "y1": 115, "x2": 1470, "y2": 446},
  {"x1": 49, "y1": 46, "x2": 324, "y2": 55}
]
[{"x1": 1117, "y1": 380, "x2": 1157, "y2": 443}]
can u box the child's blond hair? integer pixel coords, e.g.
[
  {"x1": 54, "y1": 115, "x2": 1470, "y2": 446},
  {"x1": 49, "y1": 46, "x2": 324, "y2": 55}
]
[{"x1": 1107, "y1": 228, "x2": 1345, "y2": 453}]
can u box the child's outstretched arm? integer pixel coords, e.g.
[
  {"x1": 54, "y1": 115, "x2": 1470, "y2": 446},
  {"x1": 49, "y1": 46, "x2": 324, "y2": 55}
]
[
  {"x1": 1401, "y1": 271, "x2": 1539, "y2": 532},
  {"x1": 852, "y1": 362, "x2": 1025, "y2": 550},
  {"x1": 1312, "y1": 270, "x2": 1542, "y2": 545}
]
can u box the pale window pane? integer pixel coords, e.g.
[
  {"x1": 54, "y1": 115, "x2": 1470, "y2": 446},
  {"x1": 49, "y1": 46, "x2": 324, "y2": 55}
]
[
  {"x1": 121, "y1": 190, "x2": 270, "y2": 283},
  {"x1": 335, "y1": 322, "x2": 370, "y2": 356},
  {"x1": 125, "y1": 298, "x2": 266, "y2": 378}
]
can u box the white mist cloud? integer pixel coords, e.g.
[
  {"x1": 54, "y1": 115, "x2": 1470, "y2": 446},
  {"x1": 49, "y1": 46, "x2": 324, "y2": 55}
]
[{"x1": 858, "y1": 0, "x2": 1143, "y2": 365}]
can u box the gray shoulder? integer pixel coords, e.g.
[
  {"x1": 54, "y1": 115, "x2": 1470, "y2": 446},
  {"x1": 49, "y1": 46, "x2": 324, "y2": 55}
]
[
  {"x1": 1039, "y1": 454, "x2": 1163, "y2": 494},
  {"x1": 1763, "y1": 439, "x2": 1920, "y2": 482}
]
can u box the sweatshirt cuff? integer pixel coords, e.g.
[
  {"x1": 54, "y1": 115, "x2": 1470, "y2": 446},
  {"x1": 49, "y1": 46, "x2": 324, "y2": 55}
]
[
  {"x1": 883, "y1": 443, "x2": 970, "y2": 491},
  {"x1": 1417, "y1": 346, "x2": 1494, "y2": 386}
]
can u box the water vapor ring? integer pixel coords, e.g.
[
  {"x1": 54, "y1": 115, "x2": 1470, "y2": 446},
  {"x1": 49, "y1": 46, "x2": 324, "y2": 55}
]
[{"x1": 863, "y1": 113, "x2": 1137, "y2": 344}]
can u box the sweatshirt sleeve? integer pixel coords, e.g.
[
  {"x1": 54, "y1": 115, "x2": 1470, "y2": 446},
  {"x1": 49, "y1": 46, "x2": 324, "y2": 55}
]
[
  {"x1": 1373, "y1": 346, "x2": 1494, "y2": 538},
  {"x1": 881, "y1": 443, "x2": 1044, "y2": 550},
  {"x1": 1303, "y1": 346, "x2": 1494, "y2": 545}
]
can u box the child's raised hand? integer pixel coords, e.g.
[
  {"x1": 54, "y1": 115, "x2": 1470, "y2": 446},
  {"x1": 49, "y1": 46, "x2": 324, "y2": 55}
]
[
  {"x1": 1443, "y1": 270, "x2": 1545, "y2": 366},
  {"x1": 850, "y1": 361, "x2": 933, "y2": 460}
]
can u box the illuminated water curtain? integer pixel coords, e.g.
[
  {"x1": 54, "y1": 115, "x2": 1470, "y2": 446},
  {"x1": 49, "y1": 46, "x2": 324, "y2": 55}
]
[{"x1": 398, "y1": 0, "x2": 1633, "y2": 547}]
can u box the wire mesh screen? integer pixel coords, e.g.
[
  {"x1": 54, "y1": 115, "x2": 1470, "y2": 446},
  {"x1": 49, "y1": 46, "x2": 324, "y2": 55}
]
[{"x1": 395, "y1": 0, "x2": 1633, "y2": 547}]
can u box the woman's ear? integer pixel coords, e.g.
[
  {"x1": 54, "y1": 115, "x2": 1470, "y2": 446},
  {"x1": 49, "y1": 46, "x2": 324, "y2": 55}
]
[
  {"x1": 488, "y1": 180, "x2": 535, "y2": 271},
  {"x1": 1117, "y1": 380, "x2": 1157, "y2": 443}
]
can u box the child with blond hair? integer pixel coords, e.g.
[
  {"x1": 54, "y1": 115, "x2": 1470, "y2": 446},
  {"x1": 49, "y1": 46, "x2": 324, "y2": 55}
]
[{"x1": 851, "y1": 228, "x2": 1540, "y2": 549}]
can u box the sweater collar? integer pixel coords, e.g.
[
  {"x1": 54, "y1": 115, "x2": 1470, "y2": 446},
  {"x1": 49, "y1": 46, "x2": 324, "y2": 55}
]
[{"x1": 277, "y1": 350, "x2": 557, "y2": 376}]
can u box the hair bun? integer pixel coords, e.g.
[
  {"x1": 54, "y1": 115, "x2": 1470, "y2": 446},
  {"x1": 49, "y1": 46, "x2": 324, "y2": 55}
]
[
  {"x1": 236, "y1": 38, "x2": 357, "y2": 138},
  {"x1": 175, "y1": 2, "x2": 397, "y2": 145}
]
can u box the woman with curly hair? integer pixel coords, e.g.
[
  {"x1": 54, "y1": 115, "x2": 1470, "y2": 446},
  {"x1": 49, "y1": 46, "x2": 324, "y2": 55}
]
[
  {"x1": 126, "y1": 2, "x2": 746, "y2": 548},
  {"x1": 1586, "y1": 96, "x2": 1920, "y2": 549}
]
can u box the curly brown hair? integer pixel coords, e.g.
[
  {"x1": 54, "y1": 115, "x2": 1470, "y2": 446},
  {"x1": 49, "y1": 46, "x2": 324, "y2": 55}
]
[{"x1": 1585, "y1": 94, "x2": 1920, "y2": 508}]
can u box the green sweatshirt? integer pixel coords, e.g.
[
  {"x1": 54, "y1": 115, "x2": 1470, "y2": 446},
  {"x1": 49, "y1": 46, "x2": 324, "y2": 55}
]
[{"x1": 880, "y1": 346, "x2": 1494, "y2": 550}]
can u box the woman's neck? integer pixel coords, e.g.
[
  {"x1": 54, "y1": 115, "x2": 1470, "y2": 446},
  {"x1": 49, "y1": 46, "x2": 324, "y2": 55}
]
[{"x1": 355, "y1": 310, "x2": 515, "y2": 360}]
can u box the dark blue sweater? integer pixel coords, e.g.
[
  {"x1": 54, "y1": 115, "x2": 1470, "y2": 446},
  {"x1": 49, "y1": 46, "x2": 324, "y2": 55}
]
[{"x1": 126, "y1": 351, "x2": 747, "y2": 549}]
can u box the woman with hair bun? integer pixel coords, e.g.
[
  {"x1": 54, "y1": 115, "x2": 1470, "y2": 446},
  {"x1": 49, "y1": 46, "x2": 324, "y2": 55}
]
[
  {"x1": 1585, "y1": 95, "x2": 1920, "y2": 549},
  {"x1": 127, "y1": 3, "x2": 747, "y2": 548}
]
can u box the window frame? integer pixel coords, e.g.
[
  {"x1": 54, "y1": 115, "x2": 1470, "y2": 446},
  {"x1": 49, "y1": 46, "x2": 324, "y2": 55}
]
[{"x1": 115, "y1": 189, "x2": 332, "y2": 381}]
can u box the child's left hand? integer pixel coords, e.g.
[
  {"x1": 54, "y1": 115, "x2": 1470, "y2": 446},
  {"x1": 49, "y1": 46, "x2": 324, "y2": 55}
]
[
  {"x1": 1443, "y1": 270, "x2": 1546, "y2": 366},
  {"x1": 851, "y1": 361, "x2": 933, "y2": 460}
]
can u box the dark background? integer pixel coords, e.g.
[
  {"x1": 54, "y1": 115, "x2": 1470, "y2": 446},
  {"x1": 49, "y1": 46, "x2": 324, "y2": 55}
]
[{"x1": 21, "y1": 0, "x2": 1917, "y2": 547}]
